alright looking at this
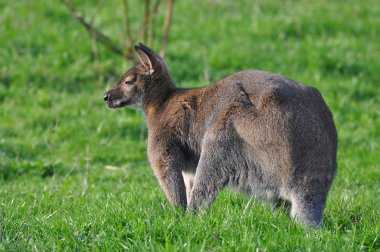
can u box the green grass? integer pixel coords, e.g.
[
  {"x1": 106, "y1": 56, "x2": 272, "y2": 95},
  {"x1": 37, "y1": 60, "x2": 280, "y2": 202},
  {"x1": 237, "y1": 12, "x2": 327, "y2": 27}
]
[{"x1": 1, "y1": 0, "x2": 379, "y2": 250}]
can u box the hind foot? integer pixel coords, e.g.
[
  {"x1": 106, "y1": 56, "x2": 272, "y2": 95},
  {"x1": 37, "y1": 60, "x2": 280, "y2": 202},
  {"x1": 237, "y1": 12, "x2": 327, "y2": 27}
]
[{"x1": 289, "y1": 192, "x2": 327, "y2": 228}]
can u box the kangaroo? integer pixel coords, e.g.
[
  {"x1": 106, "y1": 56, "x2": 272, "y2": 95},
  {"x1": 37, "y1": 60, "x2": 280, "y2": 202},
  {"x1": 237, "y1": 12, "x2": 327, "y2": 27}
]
[{"x1": 104, "y1": 43, "x2": 338, "y2": 227}]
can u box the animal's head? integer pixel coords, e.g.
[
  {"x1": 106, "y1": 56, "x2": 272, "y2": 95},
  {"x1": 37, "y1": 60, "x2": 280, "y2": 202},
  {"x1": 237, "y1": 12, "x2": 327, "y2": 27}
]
[{"x1": 104, "y1": 43, "x2": 172, "y2": 109}]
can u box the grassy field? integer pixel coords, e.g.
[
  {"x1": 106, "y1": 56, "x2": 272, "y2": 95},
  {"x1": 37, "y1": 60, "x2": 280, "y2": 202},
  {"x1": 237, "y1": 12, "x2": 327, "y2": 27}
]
[{"x1": 1, "y1": 0, "x2": 379, "y2": 250}]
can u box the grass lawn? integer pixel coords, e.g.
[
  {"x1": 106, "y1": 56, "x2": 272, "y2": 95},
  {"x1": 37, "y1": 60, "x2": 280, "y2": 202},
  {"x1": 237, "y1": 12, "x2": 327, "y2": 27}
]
[{"x1": 1, "y1": 0, "x2": 379, "y2": 250}]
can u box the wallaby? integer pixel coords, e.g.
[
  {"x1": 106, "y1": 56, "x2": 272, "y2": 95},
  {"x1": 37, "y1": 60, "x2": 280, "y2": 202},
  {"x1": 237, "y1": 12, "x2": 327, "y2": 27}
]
[{"x1": 104, "y1": 43, "x2": 338, "y2": 227}]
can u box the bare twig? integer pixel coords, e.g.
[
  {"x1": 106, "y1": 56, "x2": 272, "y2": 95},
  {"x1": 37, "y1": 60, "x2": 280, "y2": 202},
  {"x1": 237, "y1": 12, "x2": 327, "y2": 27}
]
[
  {"x1": 89, "y1": 0, "x2": 105, "y2": 25},
  {"x1": 160, "y1": 0, "x2": 174, "y2": 58},
  {"x1": 62, "y1": 0, "x2": 129, "y2": 59},
  {"x1": 91, "y1": 30, "x2": 116, "y2": 80},
  {"x1": 149, "y1": 0, "x2": 160, "y2": 48},
  {"x1": 86, "y1": 2, "x2": 110, "y2": 77},
  {"x1": 140, "y1": 0, "x2": 150, "y2": 44},
  {"x1": 122, "y1": 0, "x2": 135, "y2": 60},
  {"x1": 63, "y1": 0, "x2": 175, "y2": 63}
]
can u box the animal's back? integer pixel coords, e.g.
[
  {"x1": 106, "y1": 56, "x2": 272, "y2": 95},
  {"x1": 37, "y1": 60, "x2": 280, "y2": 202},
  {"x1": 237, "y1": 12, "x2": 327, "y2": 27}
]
[
  {"x1": 199, "y1": 70, "x2": 338, "y2": 213},
  {"x1": 208, "y1": 70, "x2": 337, "y2": 156}
]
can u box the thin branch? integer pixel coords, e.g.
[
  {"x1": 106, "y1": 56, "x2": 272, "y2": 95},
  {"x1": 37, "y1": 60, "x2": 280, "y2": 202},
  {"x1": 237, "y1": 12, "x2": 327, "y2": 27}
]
[
  {"x1": 140, "y1": 0, "x2": 150, "y2": 44},
  {"x1": 89, "y1": 0, "x2": 105, "y2": 25},
  {"x1": 160, "y1": 0, "x2": 174, "y2": 58},
  {"x1": 62, "y1": 0, "x2": 129, "y2": 59},
  {"x1": 88, "y1": 18, "x2": 116, "y2": 80},
  {"x1": 89, "y1": 0, "x2": 107, "y2": 78},
  {"x1": 122, "y1": 0, "x2": 135, "y2": 60},
  {"x1": 149, "y1": 0, "x2": 160, "y2": 48}
]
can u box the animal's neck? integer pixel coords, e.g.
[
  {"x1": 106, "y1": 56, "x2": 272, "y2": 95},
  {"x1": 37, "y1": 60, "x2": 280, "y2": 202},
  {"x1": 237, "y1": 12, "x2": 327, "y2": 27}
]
[
  {"x1": 143, "y1": 86, "x2": 206, "y2": 163},
  {"x1": 142, "y1": 76, "x2": 175, "y2": 116},
  {"x1": 146, "y1": 87, "x2": 172, "y2": 107}
]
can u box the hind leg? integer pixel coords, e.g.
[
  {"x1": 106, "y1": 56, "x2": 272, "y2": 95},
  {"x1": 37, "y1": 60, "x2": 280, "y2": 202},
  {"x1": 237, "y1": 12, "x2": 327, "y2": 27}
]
[
  {"x1": 289, "y1": 191, "x2": 327, "y2": 227},
  {"x1": 188, "y1": 158, "x2": 228, "y2": 211},
  {"x1": 188, "y1": 137, "x2": 231, "y2": 211},
  {"x1": 182, "y1": 172, "x2": 194, "y2": 204}
]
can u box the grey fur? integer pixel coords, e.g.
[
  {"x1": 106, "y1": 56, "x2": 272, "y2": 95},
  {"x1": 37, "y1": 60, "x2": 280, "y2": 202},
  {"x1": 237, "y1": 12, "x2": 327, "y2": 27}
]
[{"x1": 104, "y1": 43, "x2": 338, "y2": 227}]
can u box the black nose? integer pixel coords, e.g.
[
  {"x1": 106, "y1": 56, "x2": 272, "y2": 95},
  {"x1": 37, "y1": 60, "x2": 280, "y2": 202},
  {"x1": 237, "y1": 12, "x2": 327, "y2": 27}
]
[{"x1": 103, "y1": 93, "x2": 109, "y2": 102}]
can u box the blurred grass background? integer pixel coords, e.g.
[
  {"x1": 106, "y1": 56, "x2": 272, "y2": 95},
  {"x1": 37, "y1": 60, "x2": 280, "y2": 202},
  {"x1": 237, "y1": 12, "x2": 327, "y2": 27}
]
[{"x1": 0, "y1": 0, "x2": 379, "y2": 250}]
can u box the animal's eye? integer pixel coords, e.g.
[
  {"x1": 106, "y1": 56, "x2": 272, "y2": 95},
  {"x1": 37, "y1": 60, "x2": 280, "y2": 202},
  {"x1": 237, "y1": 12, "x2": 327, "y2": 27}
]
[{"x1": 124, "y1": 75, "x2": 135, "y2": 85}]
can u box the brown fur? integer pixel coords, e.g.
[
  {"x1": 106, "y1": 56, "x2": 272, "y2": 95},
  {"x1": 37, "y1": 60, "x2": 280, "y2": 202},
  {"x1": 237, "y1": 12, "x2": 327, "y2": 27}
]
[{"x1": 104, "y1": 43, "x2": 338, "y2": 227}]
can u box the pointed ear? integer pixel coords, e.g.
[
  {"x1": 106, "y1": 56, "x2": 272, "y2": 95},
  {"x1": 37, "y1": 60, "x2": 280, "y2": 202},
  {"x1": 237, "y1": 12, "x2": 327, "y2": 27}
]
[{"x1": 134, "y1": 44, "x2": 155, "y2": 75}]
